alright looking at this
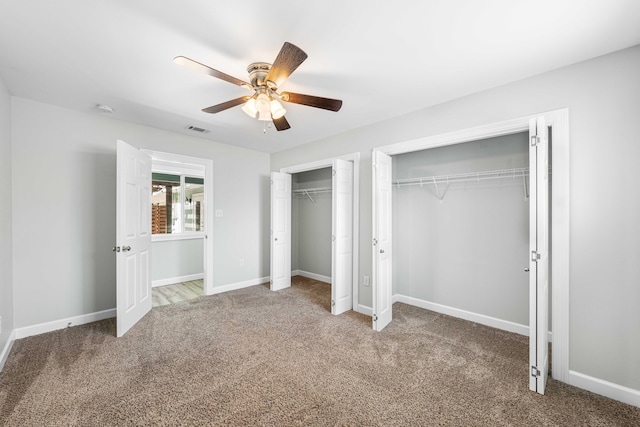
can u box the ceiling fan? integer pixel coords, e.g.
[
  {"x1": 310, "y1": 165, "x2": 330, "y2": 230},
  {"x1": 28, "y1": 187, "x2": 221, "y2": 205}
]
[{"x1": 174, "y1": 42, "x2": 342, "y2": 131}]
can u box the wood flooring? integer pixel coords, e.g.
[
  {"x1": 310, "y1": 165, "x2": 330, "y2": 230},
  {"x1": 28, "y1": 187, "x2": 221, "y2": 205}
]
[{"x1": 152, "y1": 280, "x2": 204, "y2": 307}]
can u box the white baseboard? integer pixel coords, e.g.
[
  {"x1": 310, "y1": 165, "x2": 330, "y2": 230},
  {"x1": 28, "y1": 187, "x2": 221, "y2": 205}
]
[
  {"x1": 293, "y1": 270, "x2": 331, "y2": 284},
  {"x1": 0, "y1": 330, "x2": 16, "y2": 372},
  {"x1": 356, "y1": 305, "x2": 372, "y2": 316},
  {"x1": 393, "y1": 294, "x2": 541, "y2": 338},
  {"x1": 13, "y1": 308, "x2": 116, "y2": 340},
  {"x1": 152, "y1": 273, "x2": 204, "y2": 288},
  {"x1": 569, "y1": 370, "x2": 640, "y2": 408},
  {"x1": 209, "y1": 276, "x2": 269, "y2": 295}
]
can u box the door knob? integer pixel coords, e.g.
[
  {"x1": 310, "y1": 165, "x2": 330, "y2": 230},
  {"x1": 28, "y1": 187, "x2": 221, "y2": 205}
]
[
  {"x1": 524, "y1": 267, "x2": 530, "y2": 272},
  {"x1": 112, "y1": 246, "x2": 120, "y2": 252},
  {"x1": 380, "y1": 249, "x2": 385, "y2": 254},
  {"x1": 274, "y1": 238, "x2": 278, "y2": 241},
  {"x1": 122, "y1": 246, "x2": 131, "y2": 252}
]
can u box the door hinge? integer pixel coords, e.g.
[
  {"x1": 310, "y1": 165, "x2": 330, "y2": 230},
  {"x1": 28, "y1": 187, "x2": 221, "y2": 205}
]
[
  {"x1": 270, "y1": 179, "x2": 273, "y2": 185},
  {"x1": 531, "y1": 366, "x2": 540, "y2": 378},
  {"x1": 332, "y1": 169, "x2": 336, "y2": 176},
  {"x1": 373, "y1": 314, "x2": 378, "y2": 322},
  {"x1": 331, "y1": 299, "x2": 335, "y2": 307},
  {"x1": 530, "y1": 135, "x2": 540, "y2": 147},
  {"x1": 373, "y1": 238, "x2": 378, "y2": 246},
  {"x1": 531, "y1": 250, "x2": 541, "y2": 262}
]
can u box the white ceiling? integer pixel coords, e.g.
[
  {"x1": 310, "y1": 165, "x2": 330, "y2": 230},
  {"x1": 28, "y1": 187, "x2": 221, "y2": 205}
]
[{"x1": 1, "y1": 1, "x2": 639, "y2": 153}]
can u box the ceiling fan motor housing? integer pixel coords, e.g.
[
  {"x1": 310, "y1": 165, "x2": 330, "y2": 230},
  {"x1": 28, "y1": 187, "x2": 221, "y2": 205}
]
[{"x1": 247, "y1": 62, "x2": 272, "y2": 88}]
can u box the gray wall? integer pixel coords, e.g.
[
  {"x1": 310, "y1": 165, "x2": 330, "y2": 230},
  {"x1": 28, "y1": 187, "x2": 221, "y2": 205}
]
[
  {"x1": 0, "y1": 76, "x2": 13, "y2": 352},
  {"x1": 271, "y1": 46, "x2": 640, "y2": 391},
  {"x1": 11, "y1": 97, "x2": 270, "y2": 328},
  {"x1": 292, "y1": 168, "x2": 332, "y2": 278},
  {"x1": 151, "y1": 239, "x2": 204, "y2": 282},
  {"x1": 393, "y1": 133, "x2": 529, "y2": 325}
]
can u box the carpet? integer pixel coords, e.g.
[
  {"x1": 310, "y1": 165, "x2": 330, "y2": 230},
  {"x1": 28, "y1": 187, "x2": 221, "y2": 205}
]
[{"x1": 1, "y1": 276, "x2": 639, "y2": 426}]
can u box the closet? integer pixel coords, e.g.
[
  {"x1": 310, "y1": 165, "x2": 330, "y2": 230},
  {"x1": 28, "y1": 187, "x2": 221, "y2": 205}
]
[
  {"x1": 271, "y1": 158, "x2": 355, "y2": 315},
  {"x1": 291, "y1": 168, "x2": 333, "y2": 287},
  {"x1": 392, "y1": 132, "x2": 533, "y2": 329}
]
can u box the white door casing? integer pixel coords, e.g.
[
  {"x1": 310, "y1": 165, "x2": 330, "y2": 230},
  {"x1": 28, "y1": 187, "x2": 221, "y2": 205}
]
[
  {"x1": 529, "y1": 117, "x2": 550, "y2": 394},
  {"x1": 331, "y1": 159, "x2": 354, "y2": 315},
  {"x1": 372, "y1": 151, "x2": 393, "y2": 331},
  {"x1": 270, "y1": 172, "x2": 292, "y2": 291},
  {"x1": 116, "y1": 140, "x2": 152, "y2": 337}
]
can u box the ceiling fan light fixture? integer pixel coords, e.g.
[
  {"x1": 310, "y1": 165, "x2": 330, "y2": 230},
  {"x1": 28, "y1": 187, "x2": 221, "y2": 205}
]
[
  {"x1": 255, "y1": 93, "x2": 271, "y2": 121},
  {"x1": 241, "y1": 97, "x2": 258, "y2": 118},
  {"x1": 270, "y1": 99, "x2": 286, "y2": 119}
]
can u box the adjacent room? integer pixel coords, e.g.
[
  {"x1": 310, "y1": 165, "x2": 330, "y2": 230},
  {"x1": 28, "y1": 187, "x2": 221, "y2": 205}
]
[{"x1": 1, "y1": 1, "x2": 639, "y2": 424}]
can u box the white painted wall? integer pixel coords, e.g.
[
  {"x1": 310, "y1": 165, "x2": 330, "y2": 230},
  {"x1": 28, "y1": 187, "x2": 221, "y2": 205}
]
[
  {"x1": 151, "y1": 239, "x2": 203, "y2": 282},
  {"x1": 271, "y1": 46, "x2": 640, "y2": 392},
  {"x1": 393, "y1": 133, "x2": 529, "y2": 325},
  {"x1": 292, "y1": 168, "x2": 332, "y2": 278},
  {"x1": 0, "y1": 76, "x2": 13, "y2": 353},
  {"x1": 11, "y1": 97, "x2": 270, "y2": 328}
]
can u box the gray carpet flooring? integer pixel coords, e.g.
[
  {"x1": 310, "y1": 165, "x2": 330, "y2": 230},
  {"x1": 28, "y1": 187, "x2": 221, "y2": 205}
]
[{"x1": 1, "y1": 276, "x2": 639, "y2": 426}]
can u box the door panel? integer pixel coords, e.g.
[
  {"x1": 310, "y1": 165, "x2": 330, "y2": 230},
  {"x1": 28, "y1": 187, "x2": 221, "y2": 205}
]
[
  {"x1": 116, "y1": 140, "x2": 152, "y2": 337},
  {"x1": 529, "y1": 117, "x2": 549, "y2": 394},
  {"x1": 332, "y1": 159, "x2": 354, "y2": 315},
  {"x1": 373, "y1": 151, "x2": 393, "y2": 331},
  {"x1": 270, "y1": 172, "x2": 292, "y2": 291}
]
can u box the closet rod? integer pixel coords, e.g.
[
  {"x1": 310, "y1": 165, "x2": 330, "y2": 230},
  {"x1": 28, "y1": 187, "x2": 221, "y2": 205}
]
[
  {"x1": 393, "y1": 167, "x2": 530, "y2": 187},
  {"x1": 292, "y1": 186, "x2": 332, "y2": 195}
]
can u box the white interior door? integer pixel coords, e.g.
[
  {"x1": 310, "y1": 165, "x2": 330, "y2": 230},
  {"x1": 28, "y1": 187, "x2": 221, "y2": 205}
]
[
  {"x1": 372, "y1": 151, "x2": 393, "y2": 331},
  {"x1": 529, "y1": 117, "x2": 550, "y2": 394},
  {"x1": 116, "y1": 140, "x2": 152, "y2": 337},
  {"x1": 331, "y1": 159, "x2": 354, "y2": 315},
  {"x1": 270, "y1": 172, "x2": 292, "y2": 291}
]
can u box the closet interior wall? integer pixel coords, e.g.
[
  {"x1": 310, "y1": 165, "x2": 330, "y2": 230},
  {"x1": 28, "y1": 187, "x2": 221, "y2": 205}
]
[
  {"x1": 292, "y1": 168, "x2": 332, "y2": 281},
  {"x1": 393, "y1": 132, "x2": 536, "y2": 327}
]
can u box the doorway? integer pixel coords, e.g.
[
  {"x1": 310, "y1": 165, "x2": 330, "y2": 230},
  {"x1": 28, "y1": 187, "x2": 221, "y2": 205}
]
[
  {"x1": 116, "y1": 142, "x2": 214, "y2": 337},
  {"x1": 270, "y1": 153, "x2": 360, "y2": 315},
  {"x1": 371, "y1": 110, "x2": 570, "y2": 392}
]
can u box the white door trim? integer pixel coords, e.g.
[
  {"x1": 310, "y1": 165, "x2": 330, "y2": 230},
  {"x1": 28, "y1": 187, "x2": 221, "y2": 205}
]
[
  {"x1": 280, "y1": 152, "x2": 361, "y2": 313},
  {"x1": 142, "y1": 149, "x2": 214, "y2": 296},
  {"x1": 372, "y1": 109, "x2": 570, "y2": 384}
]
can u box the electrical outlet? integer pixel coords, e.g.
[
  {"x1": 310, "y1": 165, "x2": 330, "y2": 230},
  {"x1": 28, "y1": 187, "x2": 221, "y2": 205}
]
[
  {"x1": 239, "y1": 258, "x2": 245, "y2": 267},
  {"x1": 364, "y1": 275, "x2": 370, "y2": 287},
  {"x1": 215, "y1": 209, "x2": 223, "y2": 217}
]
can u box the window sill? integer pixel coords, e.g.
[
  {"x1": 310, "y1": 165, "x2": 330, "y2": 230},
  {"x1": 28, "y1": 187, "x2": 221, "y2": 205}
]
[{"x1": 152, "y1": 232, "x2": 206, "y2": 243}]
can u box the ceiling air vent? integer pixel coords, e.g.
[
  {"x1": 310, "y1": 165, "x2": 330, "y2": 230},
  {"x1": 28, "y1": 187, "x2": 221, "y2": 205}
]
[{"x1": 185, "y1": 125, "x2": 209, "y2": 134}]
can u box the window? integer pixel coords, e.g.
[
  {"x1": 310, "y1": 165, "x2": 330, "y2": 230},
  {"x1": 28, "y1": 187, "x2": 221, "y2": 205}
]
[{"x1": 152, "y1": 172, "x2": 204, "y2": 234}]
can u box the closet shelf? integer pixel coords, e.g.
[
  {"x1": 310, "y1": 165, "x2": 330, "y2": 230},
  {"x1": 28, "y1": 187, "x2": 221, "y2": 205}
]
[
  {"x1": 293, "y1": 186, "x2": 332, "y2": 204},
  {"x1": 393, "y1": 167, "x2": 531, "y2": 201}
]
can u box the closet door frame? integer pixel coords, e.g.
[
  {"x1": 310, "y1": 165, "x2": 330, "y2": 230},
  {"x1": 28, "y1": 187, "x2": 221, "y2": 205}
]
[
  {"x1": 280, "y1": 152, "x2": 361, "y2": 314},
  {"x1": 372, "y1": 108, "x2": 570, "y2": 385}
]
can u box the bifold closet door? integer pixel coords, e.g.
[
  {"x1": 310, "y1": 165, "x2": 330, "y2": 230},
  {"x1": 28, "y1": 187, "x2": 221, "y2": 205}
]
[
  {"x1": 270, "y1": 172, "x2": 292, "y2": 291},
  {"x1": 529, "y1": 117, "x2": 549, "y2": 394},
  {"x1": 331, "y1": 159, "x2": 353, "y2": 315},
  {"x1": 372, "y1": 151, "x2": 392, "y2": 331},
  {"x1": 116, "y1": 140, "x2": 152, "y2": 337}
]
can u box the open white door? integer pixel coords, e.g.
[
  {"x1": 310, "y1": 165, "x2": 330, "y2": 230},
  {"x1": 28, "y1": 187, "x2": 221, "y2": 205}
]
[
  {"x1": 116, "y1": 140, "x2": 152, "y2": 337},
  {"x1": 270, "y1": 172, "x2": 292, "y2": 291},
  {"x1": 529, "y1": 117, "x2": 550, "y2": 394},
  {"x1": 331, "y1": 159, "x2": 354, "y2": 315},
  {"x1": 372, "y1": 151, "x2": 393, "y2": 331}
]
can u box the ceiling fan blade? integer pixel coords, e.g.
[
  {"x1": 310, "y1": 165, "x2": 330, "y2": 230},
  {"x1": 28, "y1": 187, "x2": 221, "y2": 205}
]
[
  {"x1": 280, "y1": 92, "x2": 342, "y2": 112},
  {"x1": 174, "y1": 56, "x2": 252, "y2": 89},
  {"x1": 265, "y1": 42, "x2": 308, "y2": 88},
  {"x1": 202, "y1": 96, "x2": 251, "y2": 114},
  {"x1": 273, "y1": 115, "x2": 291, "y2": 131}
]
